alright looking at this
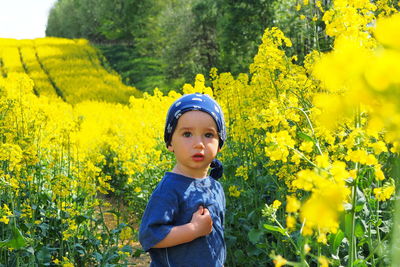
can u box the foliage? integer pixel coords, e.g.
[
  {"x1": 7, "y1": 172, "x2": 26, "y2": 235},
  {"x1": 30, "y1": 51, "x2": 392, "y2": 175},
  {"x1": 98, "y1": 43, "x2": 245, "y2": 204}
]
[
  {"x1": 45, "y1": 0, "x2": 284, "y2": 92},
  {"x1": 95, "y1": 44, "x2": 171, "y2": 94},
  {"x1": 1, "y1": 0, "x2": 400, "y2": 265}
]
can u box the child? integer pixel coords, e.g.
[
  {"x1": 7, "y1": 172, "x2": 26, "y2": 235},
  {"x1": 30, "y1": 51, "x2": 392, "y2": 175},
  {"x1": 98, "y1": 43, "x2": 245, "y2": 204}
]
[{"x1": 139, "y1": 93, "x2": 227, "y2": 266}]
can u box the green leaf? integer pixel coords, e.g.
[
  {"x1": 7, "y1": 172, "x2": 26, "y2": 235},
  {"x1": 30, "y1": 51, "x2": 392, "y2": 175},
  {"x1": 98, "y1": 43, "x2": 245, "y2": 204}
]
[
  {"x1": 263, "y1": 224, "x2": 286, "y2": 236},
  {"x1": 330, "y1": 229, "x2": 344, "y2": 255},
  {"x1": 355, "y1": 220, "x2": 365, "y2": 238},
  {"x1": 353, "y1": 259, "x2": 368, "y2": 267},
  {"x1": 248, "y1": 229, "x2": 263, "y2": 244},
  {"x1": 132, "y1": 248, "x2": 143, "y2": 258},
  {"x1": 75, "y1": 243, "x2": 86, "y2": 255},
  {"x1": 0, "y1": 225, "x2": 27, "y2": 249},
  {"x1": 36, "y1": 246, "x2": 51, "y2": 264},
  {"x1": 234, "y1": 249, "x2": 246, "y2": 262},
  {"x1": 297, "y1": 132, "x2": 314, "y2": 142},
  {"x1": 344, "y1": 213, "x2": 353, "y2": 240},
  {"x1": 121, "y1": 245, "x2": 133, "y2": 253},
  {"x1": 355, "y1": 188, "x2": 366, "y2": 212},
  {"x1": 92, "y1": 252, "x2": 103, "y2": 262},
  {"x1": 75, "y1": 215, "x2": 88, "y2": 224}
]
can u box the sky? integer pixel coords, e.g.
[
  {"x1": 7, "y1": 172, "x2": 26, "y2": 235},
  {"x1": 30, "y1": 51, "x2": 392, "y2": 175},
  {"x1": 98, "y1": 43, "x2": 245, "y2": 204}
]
[{"x1": 0, "y1": 0, "x2": 57, "y2": 39}]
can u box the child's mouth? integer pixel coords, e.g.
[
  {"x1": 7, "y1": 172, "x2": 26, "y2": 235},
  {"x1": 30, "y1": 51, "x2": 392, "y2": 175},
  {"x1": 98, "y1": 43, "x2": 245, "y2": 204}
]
[{"x1": 192, "y1": 153, "x2": 204, "y2": 161}]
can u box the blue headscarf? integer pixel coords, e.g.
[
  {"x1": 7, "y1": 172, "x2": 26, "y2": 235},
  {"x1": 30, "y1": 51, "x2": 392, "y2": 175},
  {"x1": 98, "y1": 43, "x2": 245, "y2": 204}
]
[{"x1": 164, "y1": 93, "x2": 226, "y2": 179}]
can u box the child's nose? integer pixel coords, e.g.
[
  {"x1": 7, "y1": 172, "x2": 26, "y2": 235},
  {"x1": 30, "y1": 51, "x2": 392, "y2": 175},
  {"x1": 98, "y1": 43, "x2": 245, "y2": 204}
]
[{"x1": 193, "y1": 137, "x2": 205, "y2": 148}]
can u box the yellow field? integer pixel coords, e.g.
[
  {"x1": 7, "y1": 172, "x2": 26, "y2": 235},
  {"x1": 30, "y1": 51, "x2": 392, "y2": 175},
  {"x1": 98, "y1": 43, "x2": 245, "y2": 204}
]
[{"x1": 0, "y1": 2, "x2": 400, "y2": 266}]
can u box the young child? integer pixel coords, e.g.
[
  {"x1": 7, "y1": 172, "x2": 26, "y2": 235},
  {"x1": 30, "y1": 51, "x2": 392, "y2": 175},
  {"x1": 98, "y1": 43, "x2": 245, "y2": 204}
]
[{"x1": 139, "y1": 93, "x2": 227, "y2": 266}]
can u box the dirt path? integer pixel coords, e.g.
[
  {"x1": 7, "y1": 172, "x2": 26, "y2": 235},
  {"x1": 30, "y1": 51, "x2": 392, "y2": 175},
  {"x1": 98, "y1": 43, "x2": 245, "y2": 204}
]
[
  {"x1": 100, "y1": 196, "x2": 151, "y2": 266},
  {"x1": 128, "y1": 245, "x2": 151, "y2": 266}
]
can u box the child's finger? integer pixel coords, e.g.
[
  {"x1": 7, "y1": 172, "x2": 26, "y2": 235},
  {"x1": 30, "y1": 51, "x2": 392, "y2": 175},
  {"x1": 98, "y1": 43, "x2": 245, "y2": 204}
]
[
  {"x1": 198, "y1": 205, "x2": 204, "y2": 214},
  {"x1": 202, "y1": 207, "x2": 210, "y2": 216}
]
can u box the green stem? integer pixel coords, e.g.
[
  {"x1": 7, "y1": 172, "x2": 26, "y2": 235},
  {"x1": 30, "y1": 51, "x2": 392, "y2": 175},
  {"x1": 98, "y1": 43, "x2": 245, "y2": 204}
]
[
  {"x1": 289, "y1": 146, "x2": 317, "y2": 168},
  {"x1": 268, "y1": 70, "x2": 280, "y2": 100},
  {"x1": 273, "y1": 217, "x2": 300, "y2": 253},
  {"x1": 273, "y1": 216, "x2": 310, "y2": 267},
  {"x1": 349, "y1": 106, "x2": 362, "y2": 266},
  {"x1": 288, "y1": 107, "x2": 323, "y2": 155},
  {"x1": 98, "y1": 204, "x2": 111, "y2": 250},
  {"x1": 349, "y1": 173, "x2": 357, "y2": 266},
  {"x1": 317, "y1": 243, "x2": 321, "y2": 266}
]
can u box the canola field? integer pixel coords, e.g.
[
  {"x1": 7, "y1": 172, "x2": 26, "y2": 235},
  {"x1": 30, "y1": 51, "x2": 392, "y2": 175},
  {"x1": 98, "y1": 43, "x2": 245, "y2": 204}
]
[{"x1": 1, "y1": 1, "x2": 400, "y2": 266}]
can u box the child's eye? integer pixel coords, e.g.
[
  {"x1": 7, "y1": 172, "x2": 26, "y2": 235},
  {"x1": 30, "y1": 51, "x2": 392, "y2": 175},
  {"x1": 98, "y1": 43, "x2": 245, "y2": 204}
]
[
  {"x1": 205, "y1": 133, "x2": 215, "y2": 138},
  {"x1": 183, "y1": 132, "x2": 192, "y2": 137}
]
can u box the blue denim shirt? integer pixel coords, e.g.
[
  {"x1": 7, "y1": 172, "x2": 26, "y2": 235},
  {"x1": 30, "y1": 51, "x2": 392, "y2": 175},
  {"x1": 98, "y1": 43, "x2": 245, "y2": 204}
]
[{"x1": 139, "y1": 172, "x2": 226, "y2": 267}]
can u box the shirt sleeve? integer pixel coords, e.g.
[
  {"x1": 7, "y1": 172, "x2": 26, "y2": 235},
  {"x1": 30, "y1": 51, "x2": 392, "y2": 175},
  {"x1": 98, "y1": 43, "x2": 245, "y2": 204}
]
[{"x1": 139, "y1": 190, "x2": 178, "y2": 251}]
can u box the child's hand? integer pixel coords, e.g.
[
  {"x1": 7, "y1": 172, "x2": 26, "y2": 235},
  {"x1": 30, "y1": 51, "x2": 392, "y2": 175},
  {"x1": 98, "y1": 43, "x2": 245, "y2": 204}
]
[
  {"x1": 190, "y1": 206, "x2": 213, "y2": 237},
  {"x1": 152, "y1": 206, "x2": 213, "y2": 248}
]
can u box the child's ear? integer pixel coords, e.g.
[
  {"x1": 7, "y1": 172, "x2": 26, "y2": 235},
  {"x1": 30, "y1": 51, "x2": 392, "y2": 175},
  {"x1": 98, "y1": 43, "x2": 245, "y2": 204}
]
[
  {"x1": 168, "y1": 145, "x2": 174, "y2": 152},
  {"x1": 218, "y1": 147, "x2": 221, "y2": 152}
]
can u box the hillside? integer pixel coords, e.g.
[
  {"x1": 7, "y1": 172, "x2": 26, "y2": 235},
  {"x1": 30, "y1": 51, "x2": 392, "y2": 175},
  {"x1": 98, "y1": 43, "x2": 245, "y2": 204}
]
[{"x1": 0, "y1": 37, "x2": 141, "y2": 104}]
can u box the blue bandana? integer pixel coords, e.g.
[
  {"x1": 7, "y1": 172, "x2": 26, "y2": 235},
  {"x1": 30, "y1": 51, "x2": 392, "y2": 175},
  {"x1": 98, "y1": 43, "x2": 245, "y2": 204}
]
[{"x1": 164, "y1": 93, "x2": 226, "y2": 179}]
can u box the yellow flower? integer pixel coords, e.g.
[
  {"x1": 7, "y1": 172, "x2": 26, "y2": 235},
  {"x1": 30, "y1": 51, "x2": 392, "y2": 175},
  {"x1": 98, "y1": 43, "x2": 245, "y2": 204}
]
[
  {"x1": 235, "y1": 165, "x2": 249, "y2": 181},
  {"x1": 346, "y1": 149, "x2": 377, "y2": 165},
  {"x1": 374, "y1": 165, "x2": 385, "y2": 181},
  {"x1": 265, "y1": 131, "x2": 296, "y2": 162},
  {"x1": 272, "y1": 200, "x2": 282, "y2": 209},
  {"x1": 304, "y1": 243, "x2": 311, "y2": 254},
  {"x1": 315, "y1": 0, "x2": 324, "y2": 12},
  {"x1": 286, "y1": 215, "x2": 296, "y2": 231},
  {"x1": 317, "y1": 232, "x2": 327, "y2": 244},
  {"x1": 292, "y1": 169, "x2": 319, "y2": 191},
  {"x1": 391, "y1": 141, "x2": 400, "y2": 153},
  {"x1": 118, "y1": 250, "x2": 131, "y2": 257},
  {"x1": 302, "y1": 224, "x2": 313, "y2": 236},
  {"x1": 120, "y1": 226, "x2": 133, "y2": 240},
  {"x1": 318, "y1": 256, "x2": 330, "y2": 267},
  {"x1": 0, "y1": 204, "x2": 12, "y2": 224},
  {"x1": 374, "y1": 13, "x2": 400, "y2": 49},
  {"x1": 300, "y1": 178, "x2": 348, "y2": 236},
  {"x1": 299, "y1": 141, "x2": 313, "y2": 153},
  {"x1": 286, "y1": 196, "x2": 301, "y2": 213},
  {"x1": 300, "y1": 15, "x2": 306, "y2": 20},
  {"x1": 63, "y1": 262, "x2": 74, "y2": 267},
  {"x1": 370, "y1": 141, "x2": 388, "y2": 154},
  {"x1": 364, "y1": 49, "x2": 400, "y2": 91},
  {"x1": 134, "y1": 187, "x2": 142, "y2": 193},
  {"x1": 312, "y1": 94, "x2": 346, "y2": 130},
  {"x1": 62, "y1": 257, "x2": 74, "y2": 267},
  {"x1": 330, "y1": 161, "x2": 349, "y2": 182},
  {"x1": 374, "y1": 185, "x2": 395, "y2": 201},
  {"x1": 0, "y1": 216, "x2": 9, "y2": 224},
  {"x1": 316, "y1": 154, "x2": 330, "y2": 168},
  {"x1": 228, "y1": 185, "x2": 242, "y2": 197},
  {"x1": 273, "y1": 255, "x2": 287, "y2": 267}
]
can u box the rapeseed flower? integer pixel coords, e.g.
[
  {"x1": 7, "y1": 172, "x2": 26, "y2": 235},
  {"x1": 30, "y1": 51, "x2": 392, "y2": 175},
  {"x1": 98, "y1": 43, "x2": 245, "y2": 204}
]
[
  {"x1": 229, "y1": 185, "x2": 242, "y2": 197},
  {"x1": 286, "y1": 196, "x2": 301, "y2": 213},
  {"x1": 318, "y1": 256, "x2": 330, "y2": 267},
  {"x1": 286, "y1": 215, "x2": 296, "y2": 231},
  {"x1": 273, "y1": 255, "x2": 287, "y2": 267},
  {"x1": 0, "y1": 204, "x2": 12, "y2": 224},
  {"x1": 272, "y1": 200, "x2": 282, "y2": 209},
  {"x1": 374, "y1": 185, "x2": 395, "y2": 201}
]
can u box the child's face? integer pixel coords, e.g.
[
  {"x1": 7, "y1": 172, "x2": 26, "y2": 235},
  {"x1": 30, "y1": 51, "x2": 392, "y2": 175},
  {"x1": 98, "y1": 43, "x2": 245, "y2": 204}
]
[{"x1": 168, "y1": 110, "x2": 220, "y2": 178}]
